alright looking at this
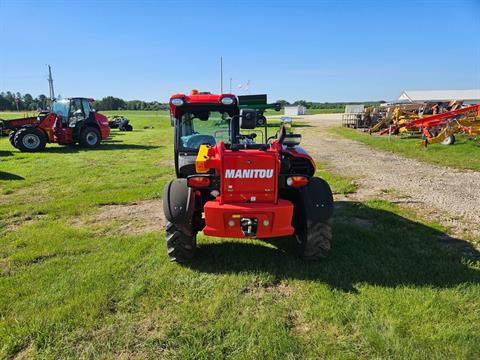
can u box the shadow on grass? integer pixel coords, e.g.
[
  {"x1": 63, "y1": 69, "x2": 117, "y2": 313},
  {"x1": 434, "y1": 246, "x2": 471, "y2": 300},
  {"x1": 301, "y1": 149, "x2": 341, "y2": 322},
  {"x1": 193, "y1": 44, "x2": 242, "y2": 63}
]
[
  {"x1": 42, "y1": 143, "x2": 160, "y2": 153},
  {"x1": 189, "y1": 201, "x2": 480, "y2": 292},
  {"x1": 292, "y1": 123, "x2": 314, "y2": 128},
  {"x1": 265, "y1": 122, "x2": 313, "y2": 129},
  {"x1": 0, "y1": 150, "x2": 13, "y2": 157},
  {"x1": 0, "y1": 171, "x2": 24, "y2": 180}
]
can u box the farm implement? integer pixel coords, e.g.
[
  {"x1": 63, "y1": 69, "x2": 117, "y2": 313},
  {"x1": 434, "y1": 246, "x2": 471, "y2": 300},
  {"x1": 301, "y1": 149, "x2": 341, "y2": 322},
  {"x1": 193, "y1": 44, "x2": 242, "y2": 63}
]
[
  {"x1": 378, "y1": 104, "x2": 480, "y2": 146},
  {"x1": 108, "y1": 115, "x2": 133, "y2": 131},
  {"x1": 163, "y1": 91, "x2": 334, "y2": 262},
  {"x1": 0, "y1": 98, "x2": 110, "y2": 152}
]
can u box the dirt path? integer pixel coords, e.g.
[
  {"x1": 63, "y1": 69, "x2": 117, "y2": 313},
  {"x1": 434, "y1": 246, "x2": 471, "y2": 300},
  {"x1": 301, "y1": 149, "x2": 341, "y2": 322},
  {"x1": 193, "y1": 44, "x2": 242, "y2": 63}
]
[{"x1": 299, "y1": 114, "x2": 480, "y2": 240}]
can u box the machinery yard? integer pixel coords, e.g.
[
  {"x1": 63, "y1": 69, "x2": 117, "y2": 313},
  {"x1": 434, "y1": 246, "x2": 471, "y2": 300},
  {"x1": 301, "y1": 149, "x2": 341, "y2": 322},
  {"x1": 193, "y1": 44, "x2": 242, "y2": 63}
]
[
  {"x1": 303, "y1": 114, "x2": 480, "y2": 239},
  {"x1": 1, "y1": 0, "x2": 479, "y2": 358},
  {"x1": 1, "y1": 110, "x2": 479, "y2": 358}
]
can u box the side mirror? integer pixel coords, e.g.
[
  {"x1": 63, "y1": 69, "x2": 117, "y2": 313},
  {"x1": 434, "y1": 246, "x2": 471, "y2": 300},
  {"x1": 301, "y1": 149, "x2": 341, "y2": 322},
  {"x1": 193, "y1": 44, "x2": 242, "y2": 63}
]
[
  {"x1": 240, "y1": 109, "x2": 257, "y2": 129},
  {"x1": 280, "y1": 116, "x2": 293, "y2": 132}
]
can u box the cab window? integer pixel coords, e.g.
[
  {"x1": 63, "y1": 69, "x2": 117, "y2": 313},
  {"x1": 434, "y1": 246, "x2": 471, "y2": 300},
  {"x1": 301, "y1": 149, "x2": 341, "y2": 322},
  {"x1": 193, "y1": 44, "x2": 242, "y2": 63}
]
[
  {"x1": 179, "y1": 112, "x2": 230, "y2": 151},
  {"x1": 82, "y1": 99, "x2": 91, "y2": 118},
  {"x1": 68, "y1": 99, "x2": 85, "y2": 127}
]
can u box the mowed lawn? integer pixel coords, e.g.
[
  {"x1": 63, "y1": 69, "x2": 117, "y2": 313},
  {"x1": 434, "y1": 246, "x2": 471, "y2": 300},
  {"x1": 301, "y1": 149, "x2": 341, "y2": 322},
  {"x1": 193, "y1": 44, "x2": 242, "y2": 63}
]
[
  {"x1": 332, "y1": 127, "x2": 480, "y2": 171},
  {"x1": 1, "y1": 111, "x2": 479, "y2": 358}
]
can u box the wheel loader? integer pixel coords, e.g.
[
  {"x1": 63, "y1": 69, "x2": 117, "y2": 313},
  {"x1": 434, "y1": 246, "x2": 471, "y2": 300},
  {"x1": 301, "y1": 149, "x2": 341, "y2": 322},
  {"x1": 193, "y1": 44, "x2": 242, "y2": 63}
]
[
  {"x1": 163, "y1": 91, "x2": 334, "y2": 262},
  {"x1": 1, "y1": 98, "x2": 110, "y2": 152}
]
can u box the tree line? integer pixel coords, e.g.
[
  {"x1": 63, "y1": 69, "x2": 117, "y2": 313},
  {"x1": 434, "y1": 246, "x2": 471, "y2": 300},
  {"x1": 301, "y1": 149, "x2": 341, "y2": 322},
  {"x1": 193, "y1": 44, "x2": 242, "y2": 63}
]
[
  {"x1": 0, "y1": 92, "x2": 49, "y2": 111},
  {"x1": 0, "y1": 92, "x2": 169, "y2": 112},
  {"x1": 276, "y1": 99, "x2": 386, "y2": 110},
  {"x1": 92, "y1": 96, "x2": 168, "y2": 111},
  {"x1": 0, "y1": 91, "x2": 386, "y2": 112}
]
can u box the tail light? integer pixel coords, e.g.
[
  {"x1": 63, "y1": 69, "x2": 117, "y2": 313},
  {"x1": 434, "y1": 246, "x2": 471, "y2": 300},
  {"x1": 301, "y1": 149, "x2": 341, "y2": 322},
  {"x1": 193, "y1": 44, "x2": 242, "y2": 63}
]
[
  {"x1": 187, "y1": 176, "x2": 211, "y2": 188},
  {"x1": 286, "y1": 176, "x2": 309, "y2": 188}
]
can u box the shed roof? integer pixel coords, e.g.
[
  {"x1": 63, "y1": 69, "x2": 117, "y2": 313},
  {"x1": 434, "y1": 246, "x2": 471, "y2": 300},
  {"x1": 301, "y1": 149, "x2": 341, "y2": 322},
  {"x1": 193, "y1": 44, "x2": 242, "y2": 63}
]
[{"x1": 398, "y1": 89, "x2": 480, "y2": 102}]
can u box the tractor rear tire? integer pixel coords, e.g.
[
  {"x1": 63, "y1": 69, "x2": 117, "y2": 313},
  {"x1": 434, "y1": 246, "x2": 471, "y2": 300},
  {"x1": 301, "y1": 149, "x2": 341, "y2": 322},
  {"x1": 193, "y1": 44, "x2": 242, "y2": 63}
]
[
  {"x1": 297, "y1": 218, "x2": 332, "y2": 260},
  {"x1": 441, "y1": 135, "x2": 455, "y2": 145},
  {"x1": 9, "y1": 131, "x2": 17, "y2": 148},
  {"x1": 166, "y1": 221, "x2": 197, "y2": 263},
  {"x1": 14, "y1": 127, "x2": 47, "y2": 152},
  {"x1": 80, "y1": 127, "x2": 101, "y2": 148}
]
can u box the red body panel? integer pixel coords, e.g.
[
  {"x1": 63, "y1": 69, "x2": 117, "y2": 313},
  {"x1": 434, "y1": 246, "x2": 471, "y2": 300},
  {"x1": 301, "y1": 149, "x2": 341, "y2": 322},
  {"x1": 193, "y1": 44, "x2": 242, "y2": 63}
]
[
  {"x1": 221, "y1": 148, "x2": 279, "y2": 204},
  {"x1": 282, "y1": 146, "x2": 316, "y2": 173},
  {"x1": 95, "y1": 113, "x2": 111, "y2": 139},
  {"x1": 198, "y1": 141, "x2": 295, "y2": 238},
  {"x1": 169, "y1": 93, "x2": 236, "y2": 118},
  {"x1": 4, "y1": 106, "x2": 110, "y2": 146},
  {"x1": 203, "y1": 199, "x2": 294, "y2": 238},
  {"x1": 2, "y1": 116, "x2": 40, "y2": 129},
  {"x1": 168, "y1": 92, "x2": 308, "y2": 239}
]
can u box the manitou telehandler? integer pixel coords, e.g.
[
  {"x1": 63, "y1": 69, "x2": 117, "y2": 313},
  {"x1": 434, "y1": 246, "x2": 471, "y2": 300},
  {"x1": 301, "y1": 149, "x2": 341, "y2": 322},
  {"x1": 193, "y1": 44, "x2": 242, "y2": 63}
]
[
  {"x1": 163, "y1": 92, "x2": 334, "y2": 262},
  {"x1": 1, "y1": 98, "x2": 110, "y2": 152}
]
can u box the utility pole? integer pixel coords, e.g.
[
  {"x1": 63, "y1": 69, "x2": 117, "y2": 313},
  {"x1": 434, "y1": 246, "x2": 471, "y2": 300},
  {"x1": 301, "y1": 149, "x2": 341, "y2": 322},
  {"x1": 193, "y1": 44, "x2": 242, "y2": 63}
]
[
  {"x1": 47, "y1": 65, "x2": 55, "y2": 103},
  {"x1": 220, "y1": 56, "x2": 223, "y2": 94}
]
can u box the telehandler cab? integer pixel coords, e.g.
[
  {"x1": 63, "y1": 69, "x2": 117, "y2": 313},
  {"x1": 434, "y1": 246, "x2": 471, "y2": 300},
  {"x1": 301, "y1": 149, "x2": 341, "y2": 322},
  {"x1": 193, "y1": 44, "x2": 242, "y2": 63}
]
[
  {"x1": 163, "y1": 92, "x2": 334, "y2": 262},
  {"x1": 1, "y1": 97, "x2": 110, "y2": 152}
]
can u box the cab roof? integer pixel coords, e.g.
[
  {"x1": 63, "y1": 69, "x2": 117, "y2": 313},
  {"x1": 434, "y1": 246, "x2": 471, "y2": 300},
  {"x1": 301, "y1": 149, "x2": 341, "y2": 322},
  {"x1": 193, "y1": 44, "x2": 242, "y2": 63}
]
[{"x1": 169, "y1": 92, "x2": 238, "y2": 118}]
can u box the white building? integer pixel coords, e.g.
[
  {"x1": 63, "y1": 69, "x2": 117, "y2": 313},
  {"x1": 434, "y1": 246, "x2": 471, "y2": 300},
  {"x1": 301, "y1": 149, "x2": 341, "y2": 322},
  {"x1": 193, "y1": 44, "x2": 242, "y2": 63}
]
[
  {"x1": 284, "y1": 105, "x2": 306, "y2": 116},
  {"x1": 344, "y1": 104, "x2": 365, "y2": 113},
  {"x1": 397, "y1": 89, "x2": 480, "y2": 104}
]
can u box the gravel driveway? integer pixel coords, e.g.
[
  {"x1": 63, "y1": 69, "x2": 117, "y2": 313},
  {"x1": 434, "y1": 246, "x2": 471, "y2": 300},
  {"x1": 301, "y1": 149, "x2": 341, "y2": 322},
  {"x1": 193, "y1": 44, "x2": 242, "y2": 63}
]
[{"x1": 299, "y1": 114, "x2": 480, "y2": 239}]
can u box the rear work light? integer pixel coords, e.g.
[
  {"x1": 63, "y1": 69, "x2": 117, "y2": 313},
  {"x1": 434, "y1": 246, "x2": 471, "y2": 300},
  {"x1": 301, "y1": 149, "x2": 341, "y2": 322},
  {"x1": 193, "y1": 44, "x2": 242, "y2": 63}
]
[
  {"x1": 187, "y1": 176, "x2": 211, "y2": 188},
  {"x1": 171, "y1": 98, "x2": 184, "y2": 106},
  {"x1": 221, "y1": 96, "x2": 234, "y2": 105},
  {"x1": 286, "y1": 176, "x2": 309, "y2": 188}
]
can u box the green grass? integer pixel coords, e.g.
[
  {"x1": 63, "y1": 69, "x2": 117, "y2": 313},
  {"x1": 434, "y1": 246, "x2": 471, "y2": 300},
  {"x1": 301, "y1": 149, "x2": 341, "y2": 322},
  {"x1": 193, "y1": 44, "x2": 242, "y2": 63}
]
[
  {"x1": 1, "y1": 111, "x2": 479, "y2": 358},
  {"x1": 305, "y1": 108, "x2": 343, "y2": 115},
  {"x1": 332, "y1": 127, "x2": 480, "y2": 171},
  {"x1": 316, "y1": 162, "x2": 358, "y2": 195}
]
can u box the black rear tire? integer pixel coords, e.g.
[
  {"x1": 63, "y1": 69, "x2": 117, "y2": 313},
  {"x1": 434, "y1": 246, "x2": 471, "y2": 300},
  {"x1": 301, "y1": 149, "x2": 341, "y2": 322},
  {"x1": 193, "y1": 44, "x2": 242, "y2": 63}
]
[
  {"x1": 13, "y1": 127, "x2": 47, "y2": 152},
  {"x1": 166, "y1": 221, "x2": 197, "y2": 263},
  {"x1": 290, "y1": 177, "x2": 334, "y2": 260},
  {"x1": 124, "y1": 124, "x2": 133, "y2": 131},
  {"x1": 9, "y1": 131, "x2": 17, "y2": 148},
  {"x1": 79, "y1": 127, "x2": 101, "y2": 148},
  {"x1": 297, "y1": 218, "x2": 332, "y2": 260}
]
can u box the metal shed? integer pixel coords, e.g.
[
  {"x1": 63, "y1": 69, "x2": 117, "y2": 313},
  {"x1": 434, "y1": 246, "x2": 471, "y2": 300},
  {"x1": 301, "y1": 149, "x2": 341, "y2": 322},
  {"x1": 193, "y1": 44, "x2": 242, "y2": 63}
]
[
  {"x1": 397, "y1": 89, "x2": 480, "y2": 104},
  {"x1": 284, "y1": 106, "x2": 306, "y2": 116}
]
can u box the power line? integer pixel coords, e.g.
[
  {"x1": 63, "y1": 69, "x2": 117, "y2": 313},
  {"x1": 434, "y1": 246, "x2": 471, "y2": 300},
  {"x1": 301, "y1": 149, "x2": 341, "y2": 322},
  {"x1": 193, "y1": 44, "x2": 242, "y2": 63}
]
[
  {"x1": 47, "y1": 64, "x2": 55, "y2": 102},
  {"x1": 220, "y1": 56, "x2": 223, "y2": 94}
]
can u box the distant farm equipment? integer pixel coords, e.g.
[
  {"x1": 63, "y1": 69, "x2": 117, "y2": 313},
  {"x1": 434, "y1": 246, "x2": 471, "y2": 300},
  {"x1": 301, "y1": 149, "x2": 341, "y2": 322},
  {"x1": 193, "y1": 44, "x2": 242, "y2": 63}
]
[
  {"x1": 108, "y1": 115, "x2": 133, "y2": 131},
  {"x1": 343, "y1": 100, "x2": 480, "y2": 147},
  {"x1": 0, "y1": 98, "x2": 110, "y2": 152}
]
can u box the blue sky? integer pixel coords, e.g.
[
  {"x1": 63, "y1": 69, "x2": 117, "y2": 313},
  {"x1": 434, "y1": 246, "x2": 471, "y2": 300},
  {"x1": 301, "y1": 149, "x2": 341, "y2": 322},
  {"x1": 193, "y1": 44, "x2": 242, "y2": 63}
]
[{"x1": 0, "y1": 0, "x2": 479, "y2": 102}]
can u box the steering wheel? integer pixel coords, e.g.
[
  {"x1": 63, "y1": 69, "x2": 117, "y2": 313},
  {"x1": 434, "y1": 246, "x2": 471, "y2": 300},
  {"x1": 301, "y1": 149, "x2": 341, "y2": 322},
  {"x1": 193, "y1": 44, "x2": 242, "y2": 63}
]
[{"x1": 186, "y1": 134, "x2": 216, "y2": 149}]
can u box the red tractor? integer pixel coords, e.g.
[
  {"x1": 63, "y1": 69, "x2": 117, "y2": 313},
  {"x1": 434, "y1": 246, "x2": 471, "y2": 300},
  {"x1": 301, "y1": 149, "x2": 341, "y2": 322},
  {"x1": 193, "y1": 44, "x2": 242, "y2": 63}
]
[
  {"x1": 1, "y1": 97, "x2": 110, "y2": 152},
  {"x1": 163, "y1": 92, "x2": 334, "y2": 262}
]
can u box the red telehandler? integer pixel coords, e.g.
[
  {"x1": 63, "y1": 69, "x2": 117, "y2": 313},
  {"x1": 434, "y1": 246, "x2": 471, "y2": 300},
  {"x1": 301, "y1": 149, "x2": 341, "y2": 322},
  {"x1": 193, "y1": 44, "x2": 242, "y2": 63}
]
[
  {"x1": 163, "y1": 92, "x2": 334, "y2": 262},
  {"x1": 1, "y1": 98, "x2": 110, "y2": 152}
]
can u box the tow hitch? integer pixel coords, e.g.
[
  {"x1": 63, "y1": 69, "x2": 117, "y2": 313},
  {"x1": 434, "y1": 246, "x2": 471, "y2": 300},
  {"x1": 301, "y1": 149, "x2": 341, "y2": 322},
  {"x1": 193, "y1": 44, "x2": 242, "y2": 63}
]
[{"x1": 240, "y1": 218, "x2": 258, "y2": 237}]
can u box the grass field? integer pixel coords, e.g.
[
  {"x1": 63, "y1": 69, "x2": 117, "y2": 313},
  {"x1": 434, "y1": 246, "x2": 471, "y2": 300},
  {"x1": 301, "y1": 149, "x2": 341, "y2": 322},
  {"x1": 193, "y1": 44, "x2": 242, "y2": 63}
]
[
  {"x1": 305, "y1": 108, "x2": 343, "y2": 115},
  {"x1": 332, "y1": 127, "x2": 480, "y2": 171},
  {"x1": 1, "y1": 111, "x2": 479, "y2": 358}
]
